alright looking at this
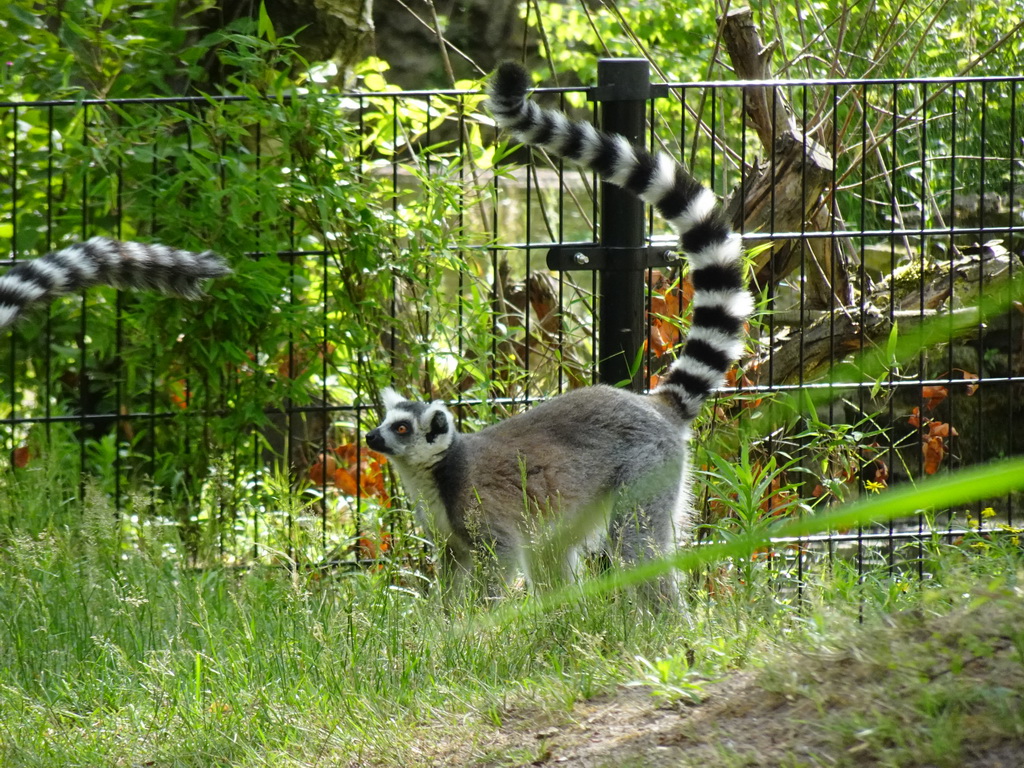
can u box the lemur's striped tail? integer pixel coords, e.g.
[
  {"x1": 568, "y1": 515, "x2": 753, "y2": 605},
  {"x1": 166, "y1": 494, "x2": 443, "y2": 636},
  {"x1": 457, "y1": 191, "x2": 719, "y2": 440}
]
[
  {"x1": 487, "y1": 61, "x2": 753, "y2": 421},
  {"x1": 0, "y1": 237, "x2": 231, "y2": 329}
]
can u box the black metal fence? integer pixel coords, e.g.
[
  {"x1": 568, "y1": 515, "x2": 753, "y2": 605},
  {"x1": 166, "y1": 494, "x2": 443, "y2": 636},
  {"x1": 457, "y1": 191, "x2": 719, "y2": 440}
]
[{"x1": 2, "y1": 65, "x2": 1021, "y2": 573}]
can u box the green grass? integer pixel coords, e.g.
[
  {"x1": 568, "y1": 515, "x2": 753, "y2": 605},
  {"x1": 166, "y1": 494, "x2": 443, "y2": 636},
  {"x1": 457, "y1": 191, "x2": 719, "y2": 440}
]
[
  {"x1": 0, "y1": 460, "x2": 1022, "y2": 767},
  {"x1": 0, "y1": 480, "x2": 714, "y2": 766},
  {"x1": 756, "y1": 569, "x2": 1024, "y2": 768}
]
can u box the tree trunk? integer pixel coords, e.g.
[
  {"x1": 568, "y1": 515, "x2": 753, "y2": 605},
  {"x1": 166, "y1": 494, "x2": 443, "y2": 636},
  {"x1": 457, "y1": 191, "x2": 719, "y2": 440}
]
[
  {"x1": 370, "y1": 0, "x2": 528, "y2": 89},
  {"x1": 194, "y1": 0, "x2": 375, "y2": 89},
  {"x1": 720, "y1": 6, "x2": 856, "y2": 310}
]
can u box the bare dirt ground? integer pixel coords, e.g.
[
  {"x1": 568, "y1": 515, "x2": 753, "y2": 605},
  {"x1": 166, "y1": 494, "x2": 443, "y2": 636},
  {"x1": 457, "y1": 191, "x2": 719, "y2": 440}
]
[
  {"x1": 438, "y1": 591, "x2": 1024, "y2": 768},
  {"x1": 472, "y1": 674, "x2": 833, "y2": 768}
]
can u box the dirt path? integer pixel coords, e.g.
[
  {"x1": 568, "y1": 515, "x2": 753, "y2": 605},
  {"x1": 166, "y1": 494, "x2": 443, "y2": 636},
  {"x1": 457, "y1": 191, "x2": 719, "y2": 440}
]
[
  {"x1": 459, "y1": 593, "x2": 1024, "y2": 768},
  {"x1": 479, "y1": 673, "x2": 831, "y2": 768}
]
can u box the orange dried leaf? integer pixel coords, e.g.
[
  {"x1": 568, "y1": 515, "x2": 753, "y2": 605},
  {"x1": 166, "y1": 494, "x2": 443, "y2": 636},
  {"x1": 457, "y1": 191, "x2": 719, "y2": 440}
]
[
  {"x1": 927, "y1": 421, "x2": 958, "y2": 439},
  {"x1": 908, "y1": 406, "x2": 922, "y2": 428},
  {"x1": 956, "y1": 368, "x2": 980, "y2": 396},
  {"x1": 334, "y1": 443, "x2": 358, "y2": 464},
  {"x1": 330, "y1": 443, "x2": 391, "y2": 502},
  {"x1": 922, "y1": 385, "x2": 948, "y2": 410},
  {"x1": 835, "y1": 457, "x2": 860, "y2": 483},
  {"x1": 679, "y1": 277, "x2": 695, "y2": 310},
  {"x1": 649, "y1": 293, "x2": 669, "y2": 317},
  {"x1": 649, "y1": 322, "x2": 671, "y2": 357},
  {"x1": 13, "y1": 444, "x2": 31, "y2": 468},
  {"x1": 333, "y1": 468, "x2": 359, "y2": 495},
  {"x1": 922, "y1": 435, "x2": 946, "y2": 475},
  {"x1": 309, "y1": 453, "x2": 338, "y2": 485},
  {"x1": 360, "y1": 462, "x2": 390, "y2": 505},
  {"x1": 169, "y1": 380, "x2": 189, "y2": 409},
  {"x1": 358, "y1": 531, "x2": 392, "y2": 559}
]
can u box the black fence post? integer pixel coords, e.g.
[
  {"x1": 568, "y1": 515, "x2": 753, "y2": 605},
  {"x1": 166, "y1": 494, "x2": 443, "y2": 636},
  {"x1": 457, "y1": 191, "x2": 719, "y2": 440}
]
[{"x1": 595, "y1": 58, "x2": 651, "y2": 392}]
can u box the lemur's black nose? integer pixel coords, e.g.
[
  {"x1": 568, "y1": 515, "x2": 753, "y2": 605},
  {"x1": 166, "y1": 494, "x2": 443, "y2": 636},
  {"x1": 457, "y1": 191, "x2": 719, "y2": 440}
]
[{"x1": 366, "y1": 428, "x2": 386, "y2": 453}]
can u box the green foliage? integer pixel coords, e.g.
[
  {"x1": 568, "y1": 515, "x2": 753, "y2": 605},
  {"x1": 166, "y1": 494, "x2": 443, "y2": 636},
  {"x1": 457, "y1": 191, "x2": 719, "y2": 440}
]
[
  {"x1": 526, "y1": 0, "x2": 1023, "y2": 82},
  {"x1": 752, "y1": 0, "x2": 1024, "y2": 79},
  {"x1": 0, "y1": 444, "x2": 1022, "y2": 765},
  {"x1": 1, "y1": 13, "x2": 520, "y2": 556},
  {"x1": 523, "y1": 0, "x2": 720, "y2": 91},
  {"x1": 3, "y1": 0, "x2": 1022, "y2": 564},
  {"x1": 2, "y1": 5, "x2": 1022, "y2": 763},
  {"x1": 630, "y1": 650, "x2": 716, "y2": 705},
  {"x1": 3, "y1": 0, "x2": 211, "y2": 98},
  {"x1": 523, "y1": 0, "x2": 1023, "y2": 248},
  {"x1": 2, "y1": 9, "x2": 609, "y2": 560}
]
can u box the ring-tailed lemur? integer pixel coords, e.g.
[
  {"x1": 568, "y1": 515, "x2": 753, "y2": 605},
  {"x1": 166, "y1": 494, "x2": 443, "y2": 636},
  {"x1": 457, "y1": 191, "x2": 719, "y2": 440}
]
[
  {"x1": 0, "y1": 237, "x2": 231, "y2": 329},
  {"x1": 366, "y1": 62, "x2": 754, "y2": 602}
]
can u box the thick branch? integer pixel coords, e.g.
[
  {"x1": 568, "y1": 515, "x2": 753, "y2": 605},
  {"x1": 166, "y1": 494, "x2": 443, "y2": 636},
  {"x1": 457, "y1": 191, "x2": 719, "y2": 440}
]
[
  {"x1": 762, "y1": 246, "x2": 1022, "y2": 383},
  {"x1": 720, "y1": 7, "x2": 856, "y2": 310},
  {"x1": 720, "y1": 6, "x2": 796, "y2": 147}
]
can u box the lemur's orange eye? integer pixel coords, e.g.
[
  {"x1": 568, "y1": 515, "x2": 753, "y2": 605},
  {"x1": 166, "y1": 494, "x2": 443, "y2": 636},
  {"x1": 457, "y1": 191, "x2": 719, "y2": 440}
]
[{"x1": 392, "y1": 420, "x2": 412, "y2": 436}]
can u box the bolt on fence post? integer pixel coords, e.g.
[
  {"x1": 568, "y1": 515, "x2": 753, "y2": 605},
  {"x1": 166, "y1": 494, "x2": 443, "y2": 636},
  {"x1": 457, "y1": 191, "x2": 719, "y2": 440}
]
[{"x1": 595, "y1": 58, "x2": 650, "y2": 392}]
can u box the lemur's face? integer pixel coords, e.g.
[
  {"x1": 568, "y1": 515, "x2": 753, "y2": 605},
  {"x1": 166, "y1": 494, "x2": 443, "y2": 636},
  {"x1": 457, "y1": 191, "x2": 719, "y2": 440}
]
[{"x1": 366, "y1": 388, "x2": 455, "y2": 467}]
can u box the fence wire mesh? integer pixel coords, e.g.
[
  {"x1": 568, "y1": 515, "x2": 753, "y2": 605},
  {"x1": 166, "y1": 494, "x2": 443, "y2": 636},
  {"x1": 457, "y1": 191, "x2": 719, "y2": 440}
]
[{"x1": 2, "y1": 73, "x2": 1021, "y2": 577}]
